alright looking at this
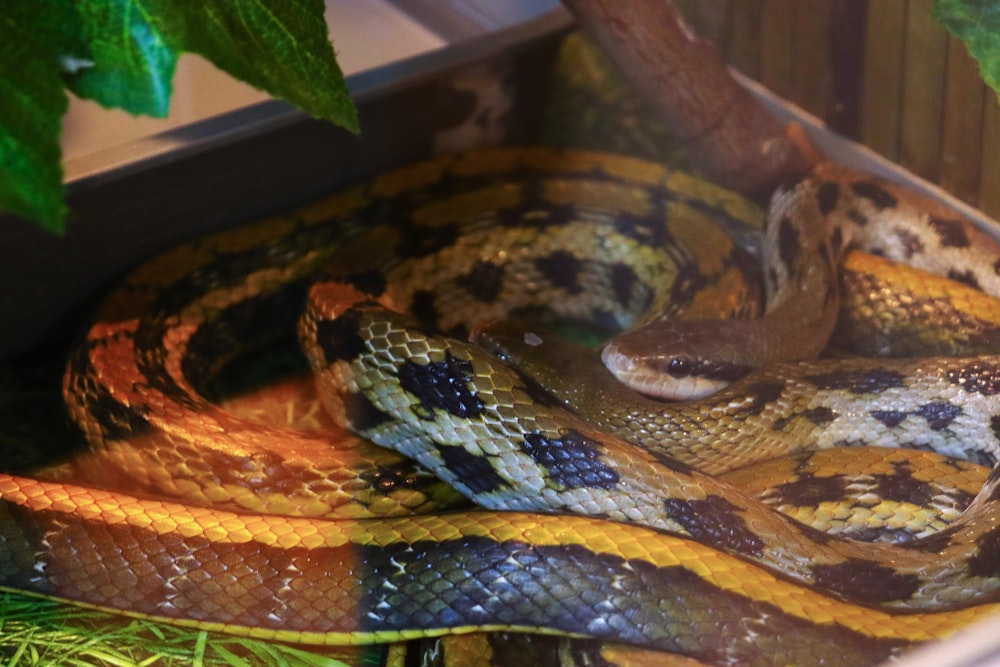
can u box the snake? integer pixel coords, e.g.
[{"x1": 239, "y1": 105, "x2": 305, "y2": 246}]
[
  {"x1": 602, "y1": 163, "x2": 1000, "y2": 399},
  {"x1": 4, "y1": 147, "x2": 1000, "y2": 666}
]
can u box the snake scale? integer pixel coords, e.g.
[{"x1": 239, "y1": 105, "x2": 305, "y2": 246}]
[{"x1": 5, "y1": 147, "x2": 1000, "y2": 666}]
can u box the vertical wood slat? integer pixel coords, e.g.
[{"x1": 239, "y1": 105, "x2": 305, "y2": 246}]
[
  {"x1": 980, "y1": 95, "x2": 1000, "y2": 218},
  {"x1": 940, "y1": 37, "x2": 985, "y2": 204},
  {"x1": 726, "y1": 0, "x2": 764, "y2": 78},
  {"x1": 759, "y1": 0, "x2": 797, "y2": 101},
  {"x1": 790, "y1": 1, "x2": 833, "y2": 118},
  {"x1": 859, "y1": 1, "x2": 906, "y2": 161},
  {"x1": 826, "y1": 0, "x2": 868, "y2": 137},
  {"x1": 692, "y1": 0, "x2": 995, "y2": 213},
  {"x1": 898, "y1": 0, "x2": 948, "y2": 181}
]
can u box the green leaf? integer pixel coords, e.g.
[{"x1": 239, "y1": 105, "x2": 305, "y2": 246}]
[
  {"x1": 68, "y1": 0, "x2": 178, "y2": 117},
  {"x1": 60, "y1": 0, "x2": 356, "y2": 125},
  {"x1": 0, "y1": 0, "x2": 359, "y2": 232},
  {"x1": 146, "y1": 0, "x2": 359, "y2": 132},
  {"x1": 0, "y1": 10, "x2": 71, "y2": 233},
  {"x1": 933, "y1": 0, "x2": 1000, "y2": 95}
]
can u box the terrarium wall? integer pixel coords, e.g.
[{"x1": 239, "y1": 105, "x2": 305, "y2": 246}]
[{"x1": 678, "y1": 0, "x2": 1000, "y2": 218}]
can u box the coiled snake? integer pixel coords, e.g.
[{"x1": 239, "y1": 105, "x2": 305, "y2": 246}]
[{"x1": 5, "y1": 147, "x2": 1000, "y2": 666}]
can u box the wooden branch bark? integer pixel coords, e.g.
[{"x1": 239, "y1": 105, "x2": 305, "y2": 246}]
[{"x1": 561, "y1": 0, "x2": 822, "y2": 199}]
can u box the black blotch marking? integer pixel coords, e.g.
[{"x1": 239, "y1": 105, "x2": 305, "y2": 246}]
[
  {"x1": 742, "y1": 382, "x2": 786, "y2": 416},
  {"x1": 663, "y1": 495, "x2": 766, "y2": 558},
  {"x1": 848, "y1": 526, "x2": 927, "y2": 544},
  {"x1": 398, "y1": 352, "x2": 484, "y2": 420},
  {"x1": 395, "y1": 223, "x2": 460, "y2": 258},
  {"x1": 901, "y1": 525, "x2": 958, "y2": 553},
  {"x1": 610, "y1": 263, "x2": 638, "y2": 305},
  {"x1": 947, "y1": 361, "x2": 1000, "y2": 395},
  {"x1": 947, "y1": 487, "x2": 978, "y2": 513},
  {"x1": 773, "y1": 472, "x2": 849, "y2": 506},
  {"x1": 359, "y1": 460, "x2": 432, "y2": 496},
  {"x1": 848, "y1": 209, "x2": 869, "y2": 227},
  {"x1": 929, "y1": 217, "x2": 971, "y2": 248},
  {"x1": 612, "y1": 211, "x2": 670, "y2": 246},
  {"x1": 521, "y1": 429, "x2": 620, "y2": 490},
  {"x1": 341, "y1": 391, "x2": 392, "y2": 433},
  {"x1": 67, "y1": 342, "x2": 96, "y2": 387},
  {"x1": 816, "y1": 181, "x2": 840, "y2": 216},
  {"x1": 806, "y1": 368, "x2": 906, "y2": 394},
  {"x1": 773, "y1": 406, "x2": 837, "y2": 431},
  {"x1": 315, "y1": 311, "x2": 367, "y2": 364},
  {"x1": 535, "y1": 250, "x2": 583, "y2": 295},
  {"x1": 947, "y1": 268, "x2": 981, "y2": 290},
  {"x1": 90, "y1": 392, "x2": 153, "y2": 440},
  {"x1": 69, "y1": 341, "x2": 157, "y2": 439},
  {"x1": 803, "y1": 406, "x2": 838, "y2": 425},
  {"x1": 851, "y1": 181, "x2": 898, "y2": 209},
  {"x1": 994, "y1": 258, "x2": 1000, "y2": 277},
  {"x1": 463, "y1": 261, "x2": 505, "y2": 302},
  {"x1": 869, "y1": 409, "x2": 908, "y2": 428},
  {"x1": 435, "y1": 444, "x2": 509, "y2": 495},
  {"x1": 991, "y1": 415, "x2": 1000, "y2": 448},
  {"x1": 777, "y1": 216, "x2": 801, "y2": 271},
  {"x1": 345, "y1": 270, "x2": 387, "y2": 297},
  {"x1": 668, "y1": 260, "x2": 709, "y2": 306},
  {"x1": 914, "y1": 402, "x2": 963, "y2": 430},
  {"x1": 811, "y1": 558, "x2": 920, "y2": 604},
  {"x1": 830, "y1": 226, "x2": 845, "y2": 256},
  {"x1": 409, "y1": 290, "x2": 438, "y2": 328},
  {"x1": 969, "y1": 526, "x2": 1000, "y2": 578},
  {"x1": 894, "y1": 228, "x2": 924, "y2": 259},
  {"x1": 178, "y1": 281, "x2": 308, "y2": 398},
  {"x1": 964, "y1": 447, "x2": 997, "y2": 468},
  {"x1": 873, "y1": 462, "x2": 933, "y2": 506}
]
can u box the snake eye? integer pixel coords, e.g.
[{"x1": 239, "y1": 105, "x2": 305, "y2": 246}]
[{"x1": 666, "y1": 356, "x2": 693, "y2": 378}]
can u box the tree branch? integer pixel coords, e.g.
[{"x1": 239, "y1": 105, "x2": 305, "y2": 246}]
[{"x1": 561, "y1": 0, "x2": 823, "y2": 199}]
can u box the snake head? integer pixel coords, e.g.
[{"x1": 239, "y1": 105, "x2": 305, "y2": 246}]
[{"x1": 601, "y1": 321, "x2": 755, "y2": 401}]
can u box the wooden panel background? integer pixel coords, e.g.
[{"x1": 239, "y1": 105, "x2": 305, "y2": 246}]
[{"x1": 679, "y1": 0, "x2": 1000, "y2": 218}]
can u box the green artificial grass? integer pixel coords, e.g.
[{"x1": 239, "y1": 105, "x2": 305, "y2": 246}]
[{"x1": 0, "y1": 592, "x2": 359, "y2": 667}]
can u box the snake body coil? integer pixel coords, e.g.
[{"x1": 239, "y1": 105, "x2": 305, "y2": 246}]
[
  {"x1": 5, "y1": 148, "x2": 1000, "y2": 666},
  {"x1": 603, "y1": 163, "x2": 1000, "y2": 399}
]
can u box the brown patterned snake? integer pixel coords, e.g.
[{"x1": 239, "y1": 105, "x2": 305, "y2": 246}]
[
  {"x1": 5, "y1": 148, "x2": 1000, "y2": 667},
  {"x1": 602, "y1": 162, "x2": 1000, "y2": 399}
]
